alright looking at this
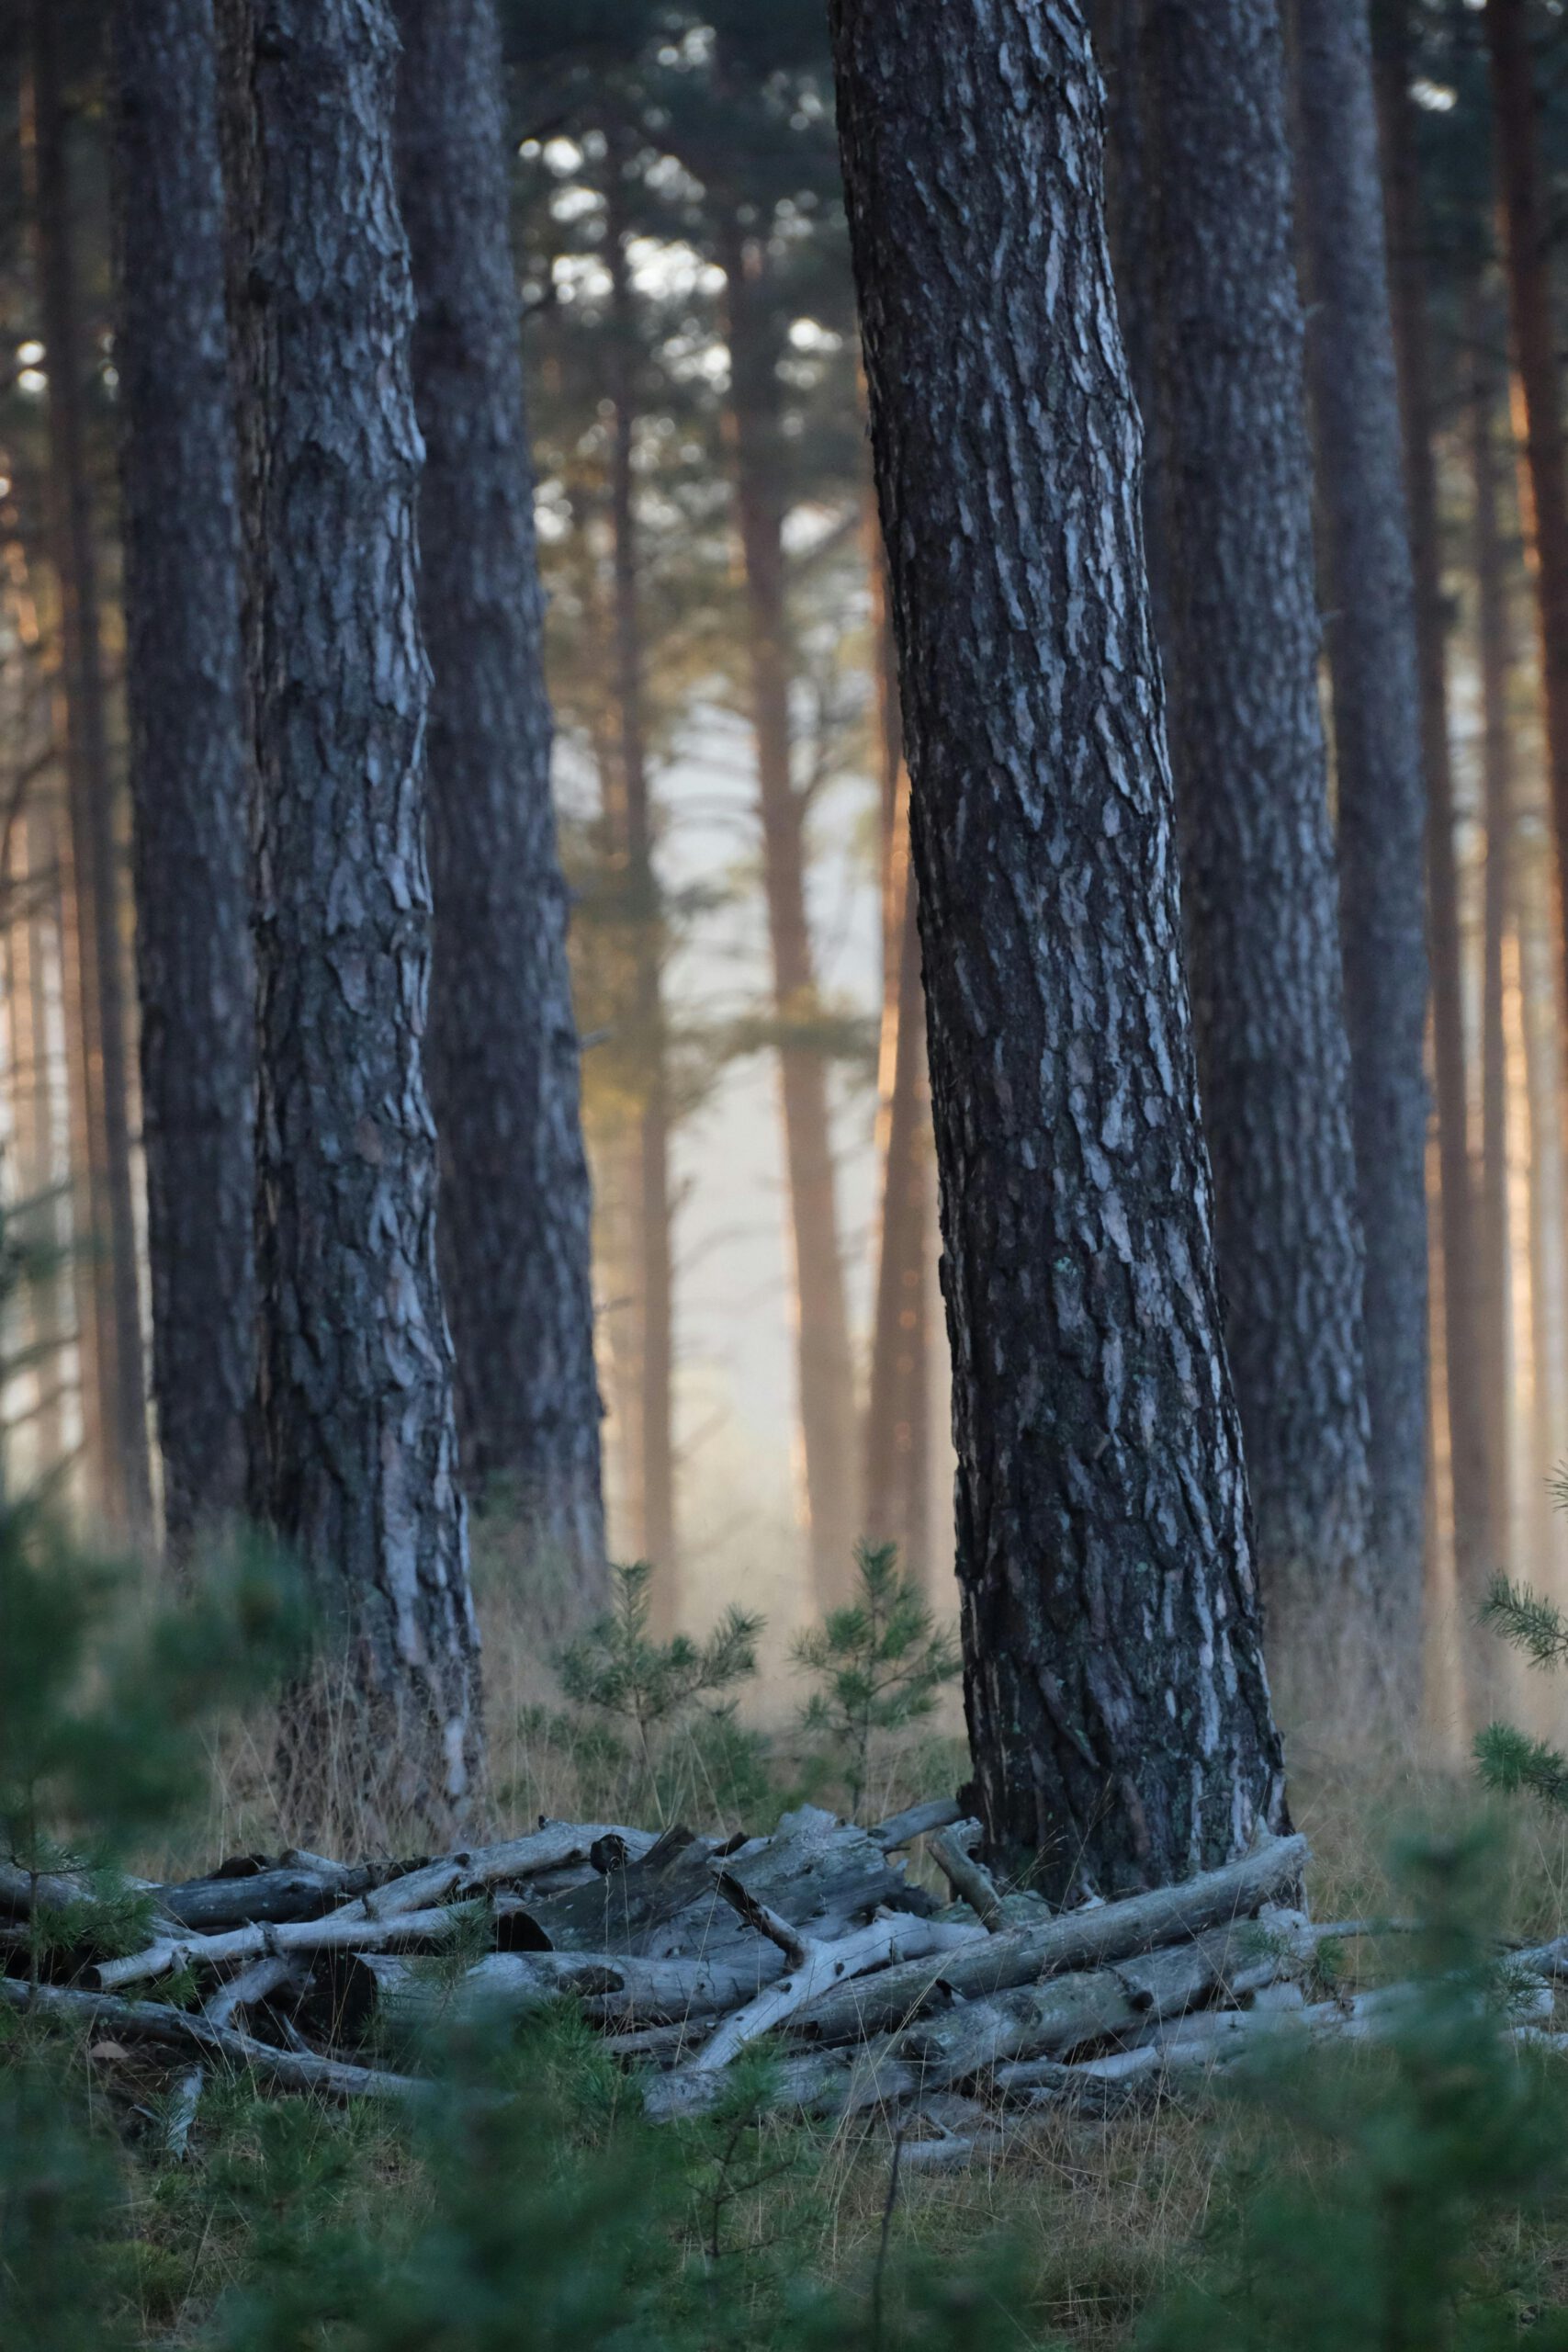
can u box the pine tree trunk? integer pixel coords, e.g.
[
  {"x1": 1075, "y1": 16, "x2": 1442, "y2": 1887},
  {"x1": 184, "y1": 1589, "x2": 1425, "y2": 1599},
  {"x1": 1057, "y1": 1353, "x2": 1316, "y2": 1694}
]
[
  {"x1": 393, "y1": 0, "x2": 604, "y2": 1613},
  {"x1": 1376, "y1": 23, "x2": 1496, "y2": 1655},
  {"x1": 832, "y1": 0, "x2": 1288, "y2": 1898},
  {"x1": 230, "y1": 0, "x2": 482, "y2": 1836},
  {"x1": 4, "y1": 800, "x2": 67, "y2": 1477},
  {"x1": 25, "y1": 3, "x2": 150, "y2": 1536},
  {"x1": 1518, "y1": 837, "x2": 1568, "y2": 1577},
  {"x1": 115, "y1": 0, "x2": 254, "y2": 1556},
  {"x1": 1290, "y1": 0, "x2": 1430, "y2": 1706},
  {"x1": 605, "y1": 184, "x2": 677, "y2": 1583},
  {"x1": 1470, "y1": 309, "x2": 1515, "y2": 1577},
  {"x1": 719, "y1": 221, "x2": 859, "y2": 1611},
  {"x1": 1144, "y1": 0, "x2": 1379, "y2": 1726},
  {"x1": 864, "y1": 529, "x2": 931, "y2": 1589},
  {"x1": 1486, "y1": 0, "x2": 1568, "y2": 1025}
]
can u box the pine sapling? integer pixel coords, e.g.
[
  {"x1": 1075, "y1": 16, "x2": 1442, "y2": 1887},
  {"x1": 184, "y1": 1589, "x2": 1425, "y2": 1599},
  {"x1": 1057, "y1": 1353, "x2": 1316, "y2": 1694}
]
[
  {"x1": 555, "y1": 1562, "x2": 762, "y2": 1821},
  {"x1": 792, "y1": 1542, "x2": 960, "y2": 1821}
]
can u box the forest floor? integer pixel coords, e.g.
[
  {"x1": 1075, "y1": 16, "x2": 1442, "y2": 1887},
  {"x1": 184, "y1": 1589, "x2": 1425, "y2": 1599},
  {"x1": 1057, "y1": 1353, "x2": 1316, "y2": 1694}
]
[
  {"x1": 14, "y1": 1541, "x2": 1568, "y2": 2349},
  {"x1": 55, "y1": 1719, "x2": 1568, "y2": 2347}
]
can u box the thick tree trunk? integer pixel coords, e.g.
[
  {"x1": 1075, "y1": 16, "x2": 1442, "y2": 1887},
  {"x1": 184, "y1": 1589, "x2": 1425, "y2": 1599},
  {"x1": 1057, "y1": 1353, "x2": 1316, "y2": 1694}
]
[
  {"x1": 1145, "y1": 0, "x2": 1379, "y2": 1726},
  {"x1": 1377, "y1": 24, "x2": 1496, "y2": 1657},
  {"x1": 864, "y1": 535, "x2": 931, "y2": 1589},
  {"x1": 394, "y1": 0, "x2": 604, "y2": 1613},
  {"x1": 115, "y1": 0, "x2": 254, "y2": 1556},
  {"x1": 719, "y1": 223, "x2": 859, "y2": 1610},
  {"x1": 231, "y1": 0, "x2": 482, "y2": 1835},
  {"x1": 1290, "y1": 0, "x2": 1431, "y2": 1706},
  {"x1": 1486, "y1": 0, "x2": 1568, "y2": 1023},
  {"x1": 604, "y1": 184, "x2": 677, "y2": 1582},
  {"x1": 1470, "y1": 311, "x2": 1515, "y2": 1577},
  {"x1": 831, "y1": 0, "x2": 1288, "y2": 1899},
  {"x1": 25, "y1": 4, "x2": 150, "y2": 1536}
]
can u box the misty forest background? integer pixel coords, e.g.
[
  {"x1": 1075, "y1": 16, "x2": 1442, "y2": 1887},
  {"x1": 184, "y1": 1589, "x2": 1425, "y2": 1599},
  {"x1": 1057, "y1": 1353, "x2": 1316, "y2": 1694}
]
[{"x1": 4, "y1": 0, "x2": 1568, "y2": 1768}]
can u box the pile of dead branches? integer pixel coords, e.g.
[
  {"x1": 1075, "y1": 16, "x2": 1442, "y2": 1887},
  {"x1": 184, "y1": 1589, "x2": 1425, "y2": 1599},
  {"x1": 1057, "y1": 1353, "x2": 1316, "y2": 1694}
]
[{"x1": 5, "y1": 1802, "x2": 1561, "y2": 2164}]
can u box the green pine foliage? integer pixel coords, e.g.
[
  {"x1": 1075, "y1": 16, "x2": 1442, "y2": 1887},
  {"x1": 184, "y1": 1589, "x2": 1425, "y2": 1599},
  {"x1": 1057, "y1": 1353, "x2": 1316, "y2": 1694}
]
[
  {"x1": 540, "y1": 1561, "x2": 771, "y2": 1826},
  {"x1": 1474, "y1": 1577, "x2": 1568, "y2": 1809},
  {"x1": 1139, "y1": 1831, "x2": 1568, "y2": 2352},
  {"x1": 792, "y1": 1543, "x2": 961, "y2": 1820}
]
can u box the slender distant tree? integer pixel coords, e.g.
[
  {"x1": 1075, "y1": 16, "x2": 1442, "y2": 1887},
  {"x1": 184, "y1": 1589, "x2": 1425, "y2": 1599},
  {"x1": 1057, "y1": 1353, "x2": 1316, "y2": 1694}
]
[
  {"x1": 1289, "y1": 0, "x2": 1430, "y2": 1705},
  {"x1": 717, "y1": 199, "x2": 859, "y2": 1608},
  {"x1": 225, "y1": 0, "x2": 482, "y2": 1835},
  {"x1": 603, "y1": 151, "x2": 677, "y2": 1581},
  {"x1": 115, "y1": 0, "x2": 254, "y2": 1556},
  {"x1": 25, "y1": 0, "x2": 151, "y2": 1535},
  {"x1": 1376, "y1": 12, "x2": 1496, "y2": 1667},
  {"x1": 833, "y1": 0, "x2": 1287, "y2": 1896},
  {"x1": 1469, "y1": 298, "x2": 1515, "y2": 1572},
  {"x1": 1144, "y1": 0, "x2": 1379, "y2": 1724},
  {"x1": 863, "y1": 531, "x2": 931, "y2": 1589},
  {"x1": 1485, "y1": 0, "x2": 1568, "y2": 1016},
  {"x1": 393, "y1": 0, "x2": 604, "y2": 1616}
]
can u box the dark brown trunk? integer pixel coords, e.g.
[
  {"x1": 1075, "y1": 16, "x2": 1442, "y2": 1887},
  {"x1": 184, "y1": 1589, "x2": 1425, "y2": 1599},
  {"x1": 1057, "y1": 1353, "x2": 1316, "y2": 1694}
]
[
  {"x1": 605, "y1": 176, "x2": 677, "y2": 1584},
  {"x1": 1145, "y1": 0, "x2": 1379, "y2": 1729},
  {"x1": 864, "y1": 539, "x2": 931, "y2": 1587},
  {"x1": 228, "y1": 0, "x2": 483, "y2": 1838},
  {"x1": 1470, "y1": 300, "x2": 1515, "y2": 1577},
  {"x1": 25, "y1": 5, "x2": 150, "y2": 1536},
  {"x1": 1291, "y1": 0, "x2": 1431, "y2": 1710},
  {"x1": 832, "y1": 0, "x2": 1287, "y2": 1898},
  {"x1": 1486, "y1": 0, "x2": 1568, "y2": 1029},
  {"x1": 719, "y1": 220, "x2": 858, "y2": 1610},
  {"x1": 394, "y1": 0, "x2": 604, "y2": 1612},
  {"x1": 115, "y1": 0, "x2": 254, "y2": 1555},
  {"x1": 1378, "y1": 20, "x2": 1496, "y2": 1668}
]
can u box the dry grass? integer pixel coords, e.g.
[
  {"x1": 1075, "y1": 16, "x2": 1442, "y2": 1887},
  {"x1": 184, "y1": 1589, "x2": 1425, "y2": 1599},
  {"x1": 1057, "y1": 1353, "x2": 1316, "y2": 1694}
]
[{"x1": 112, "y1": 1537, "x2": 1568, "y2": 2350}]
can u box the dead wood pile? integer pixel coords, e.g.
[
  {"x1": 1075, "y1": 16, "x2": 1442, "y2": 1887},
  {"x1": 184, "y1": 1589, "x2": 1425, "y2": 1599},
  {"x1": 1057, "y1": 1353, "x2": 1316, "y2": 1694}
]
[{"x1": 6, "y1": 1802, "x2": 1550, "y2": 2163}]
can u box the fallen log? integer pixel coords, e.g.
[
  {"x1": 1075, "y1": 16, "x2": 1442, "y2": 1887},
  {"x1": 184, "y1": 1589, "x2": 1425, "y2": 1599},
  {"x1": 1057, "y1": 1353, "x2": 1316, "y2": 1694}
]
[
  {"x1": 645, "y1": 1921, "x2": 1264, "y2": 2123},
  {"x1": 926, "y1": 1825, "x2": 1003, "y2": 1930},
  {"x1": 157, "y1": 1854, "x2": 384, "y2": 1931},
  {"x1": 96, "y1": 1896, "x2": 501, "y2": 1991},
  {"x1": 782, "y1": 1832, "x2": 1307, "y2": 2047},
  {"x1": 0, "y1": 1975, "x2": 423, "y2": 2100},
  {"x1": 683, "y1": 1883, "x2": 984, "y2": 2074},
  {"x1": 869, "y1": 1798, "x2": 963, "y2": 1851}
]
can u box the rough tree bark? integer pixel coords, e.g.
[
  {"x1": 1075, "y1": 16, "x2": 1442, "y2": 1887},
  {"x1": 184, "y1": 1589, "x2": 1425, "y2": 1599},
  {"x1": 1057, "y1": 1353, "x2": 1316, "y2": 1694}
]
[
  {"x1": 394, "y1": 0, "x2": 604, "y2": 1613},
  {"x1": 1377, "y1": 20, "x2": 1496, "y2": 1648},
  {"x1": 604, "y1": 171, "x2": 677, "y2": 1580},
  {"x1": 831, "y1": 0, "x2": 1288, "y2": 1898},
  {"x1": 229, "y1": 0, "x2": 482, "y2": 1833},
  {"x1": 114, "y1": 0, "x2": 254, "y2": 1555},
  {"x1": 719, "y1": 220, "x2": 859, "y2": 1609},
  {"x1": 864, "y1": 528, "x2": 931, "y2": 1588},
  {"x1": 25, "y1": 2, "x2": 151, "y2": 1534},
  {"x1": 1144, "y1": 0, "x2": 1379, "y2": 1724},
  {"x1": 1290, "y1": 0, "x2": 1431, "y2": 1703},
  {"x1": 1470, "y1": 309, "x2": 1514, "y2": 1575},
  {"x1": 1486, "y1": 0, "x2": 1568, "y2": 1022}
]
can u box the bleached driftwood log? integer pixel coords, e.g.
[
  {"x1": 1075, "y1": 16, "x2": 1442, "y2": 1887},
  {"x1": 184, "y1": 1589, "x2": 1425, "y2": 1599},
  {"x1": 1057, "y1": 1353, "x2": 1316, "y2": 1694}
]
[
  {"x1": 684, "y1": 1870, "x2": 985, "y2": 2073},
  {"x1": 780, "y1": 1833, "x2": 1307, "y2": 2047}
]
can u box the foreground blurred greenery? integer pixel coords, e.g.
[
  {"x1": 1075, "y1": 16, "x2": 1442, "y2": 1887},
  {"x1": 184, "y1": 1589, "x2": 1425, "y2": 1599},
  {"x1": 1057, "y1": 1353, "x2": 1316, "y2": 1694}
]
[{"x1": 9, "y1": 1496, "x2": 1568, "y2": 2346}]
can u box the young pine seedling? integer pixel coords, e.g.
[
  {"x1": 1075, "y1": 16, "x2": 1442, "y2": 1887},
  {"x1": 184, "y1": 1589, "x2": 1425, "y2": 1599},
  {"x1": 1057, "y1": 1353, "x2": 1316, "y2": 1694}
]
[
  {"x1": 555, "y1": 1563, "x2": 763, "y2": 1819},
  {"x1": 792, "y1": 1542, "x2": 960, "y2": 1821}
]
